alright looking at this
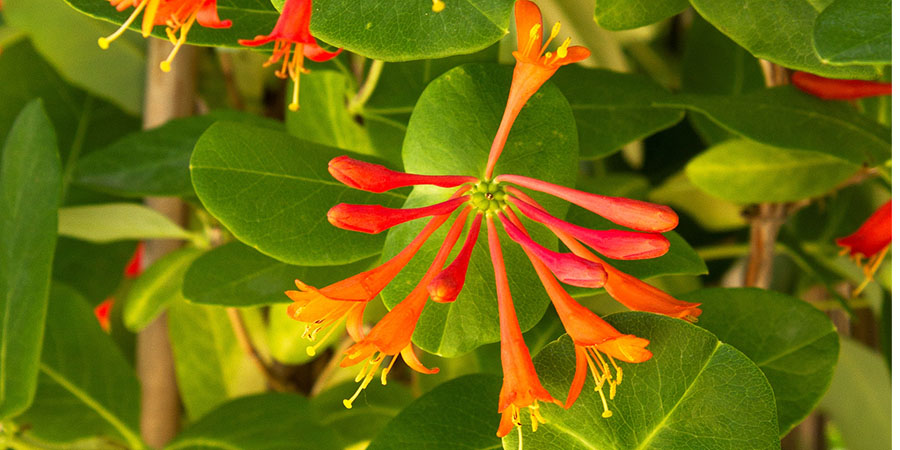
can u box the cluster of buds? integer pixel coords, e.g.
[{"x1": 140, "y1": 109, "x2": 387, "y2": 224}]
[{"x1": 285, "y1": 0, "x2": 701, "y2": 437}]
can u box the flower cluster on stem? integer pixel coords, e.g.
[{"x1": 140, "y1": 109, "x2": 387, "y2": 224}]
[{"x1": 284, "y1": 0, "x2": 702, "y2": 439}]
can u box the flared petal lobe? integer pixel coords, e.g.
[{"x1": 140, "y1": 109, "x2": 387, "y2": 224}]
[{"x1": 836, "y1": 200, "x2": 891, "y2": 258}]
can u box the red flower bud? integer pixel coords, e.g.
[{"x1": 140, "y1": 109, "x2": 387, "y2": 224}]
[{"x1": 327, "y1": 197, "x2": 467, "y2": 234}]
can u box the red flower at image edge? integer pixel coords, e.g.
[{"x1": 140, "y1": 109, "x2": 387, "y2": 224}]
[
  {"x1": 792, "y1": 71, "x2": 891, "y2": 100},
  {"x1": 836, "y1": 200, "x2": 892, "y2": 296},
  {"x1": 240, "y1": 0, "x2": 342, "y2": 112},
  {"x1": 283, "y1": 0, "x2": 701, "y2": 438}
]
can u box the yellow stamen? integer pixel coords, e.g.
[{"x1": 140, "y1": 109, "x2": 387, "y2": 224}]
[
  {"x1": 141, "y1": 0, "x2": 161, "y2": 37},
  {"x1": 99, "y1": 0, "x2": 148, "y2": 50},
  {"x1": 305, "y1": 321, "x2": 342, "y2": 356},
  {"x1": 431, "y1": 0, "x2": 445, "y2": 12},
  {"x1": 852, "y1": 246, "x2": 889, "y2": 297},
  {"x1": 287, "y1": 43, "x2": 306, "y2": 112},
  {"x1": 159, "y1": 10, "x2": 198, "y2": 73},
  {"x1": 343, "y1": 354, "x2": 386, "y2": 409},
  {"x1": 538, "y1": 22, "x2": 560, "y2": 55},
  {"x1": 523, "y1": 24, "x2": 542, "y2": 55},
  {"x1": 381, "y1": 353, "x2": 400, "y2": 385},
  {"x1": 528, "y1": 403, "x2": 547, "y2": 432},
  {"x1": 517, "y1": 425, "x2": 524, "y2": 450}
]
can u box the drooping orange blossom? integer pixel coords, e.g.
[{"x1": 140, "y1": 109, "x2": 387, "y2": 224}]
[
  {"x1": 284, "y1": 0, "x2": 701, "y2": 437},
  {"x1": 99, "y1": 0, "x2": 232, "y2": 72},
  {"x1": 239, "y1": 0, "x2": 342, "y2": 112},
  {"x1": 835, "y1": 200, "x2": 891, "y2": 296}
]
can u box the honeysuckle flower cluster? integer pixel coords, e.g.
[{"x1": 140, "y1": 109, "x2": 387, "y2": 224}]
[
  {"x1": 284, "y1": 0, "x2": 701, "y2": 438},
  {"x1": 836, "y1": 200, "x2": 891, "y2": 296},
  {"x1": 99, "y1": 0, "x2": 232, "y2": 72}
]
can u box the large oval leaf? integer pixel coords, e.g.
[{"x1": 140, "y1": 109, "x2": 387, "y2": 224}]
[
  {"x1": 687, "y1": 288, "x2": 839, "y2": 435},
  {"x1": 381, "y1": 63, "x2": 578, "y2": 357},
  {"x1": 165, "y1": 393, "x2": 341, "y2": 450},
  {"x1": 190, "y1": 122, "x2": 405, "y2": 266},
  {"x1": 686, "y1": 139, "x2": 859, "y2": 203},
  {"x1": 594, "y1": 0, "x2": 688, "y2": 31},
  {"x1": 553, "y1": 66, "x2": 684, "y2": 159},
  {"x1": 310, "y1": 0, "x2": 514, "y2": 61},
  {"x1": 506, "y1": 312, "x2": 780, "y2": 449},
  {"x1": 659, "y1": 87, "x2": 892, "y2": 164},
  {"x1": 813, "y1": 0, "x2": 891, "y2": 66},
  {"x1": 367, "y1": 374, "x2": 503, "y2": 450},
  {"x1": 0, "y1": 101, "x2": 61, "y2": 419},
  {"x1": 689, "y1": 0, "x2": 878, "y2": 78},
  {"x1": 37, "y1": 284, "x2": 143, "y2": 449}
]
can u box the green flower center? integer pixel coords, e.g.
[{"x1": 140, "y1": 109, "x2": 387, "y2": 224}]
[{"x1": 468, "y1": 180, "x2": 507, "y2": 213}]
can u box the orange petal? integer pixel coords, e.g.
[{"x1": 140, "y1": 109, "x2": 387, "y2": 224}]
[
  {"x1": 400, "y1": 344, "x2": 439, "y2": 374},
  {"x1": 514, "y1": 0, "x2": 542, "y2": 57},
  {"x1": 565, "y1": 346, "x2": 588, "y2": 408}
]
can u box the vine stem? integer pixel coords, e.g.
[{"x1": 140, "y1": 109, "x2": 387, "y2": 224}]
[
  {"x1": 137, "y1": 40, "x2": 197, "y2": 449},
  {"x1": 744, "y1": 60, "x2": 791, "y2": 289},
  {"x1": 225, "y1": 308, "x2": 291, "y2": 392},
  {"x1": 347, "y1": 59, "x2": 385, "y2": 114}
]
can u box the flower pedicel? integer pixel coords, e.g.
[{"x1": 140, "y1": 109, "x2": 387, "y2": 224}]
[{"x1": 284, "y1": 0, "x2": 701, "y2": 438}]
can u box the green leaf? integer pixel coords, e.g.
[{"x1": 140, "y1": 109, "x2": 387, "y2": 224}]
[
  {"x1": 649, "y1": 172, "x2": 746, "y2": 231},
  {"x1": 382, "y1": 63, "x2": 578, "y2": 357},
  {"x1": 166, "y1": 393, "x2": 341, "y2": 450},
  {"x1": 688, "y1": 0, "x2": 878, "y2": 78},
  {"x1": 62, "y1": 0, "x2": 279, "y2": 50},
  {"x1": 686, "y1": 139, "x2": 859, "y2": 203},
  {"x1": 58, "y1": 203, "x2": 196, "y2": 243},
  {"x1": 168, "y1": 299, "x2": 266, "y2": 420},
  {"x1": 819, "y1": 338, "x2": 890, "y2": 450},
  {"x1": 75, "y1": 111, "x2": 282, "y2": 198},
  {"x1": 814, "y1": 0, "x2": 890, "y2": 66},
  {"x1": 38, "y1": 284, "x2": 143, "y2": 449},
  {"x1": 52, "y1": 238, "x2": 135, "y2": 303},
  {"x1": 286, "y1": 70, "x2": 372, "y2": 155},
  {"x1": 507, "y1": 312, "x2": 780, "y2": 449},
  {"x1": 182, "y1": 241, "x2": 376, "y2": 307},
  {"x1": 123, "y1": 247, "x2": 205, "y2": 331},
  {"x1": 659, "y1": 87, "x2": 891, "y2": 164},
  {"x1": 310, "y1": 0, "x2": 513, "y2": 61},
  {"x1": 368, "y1": 374, "x2": 503, "y2": 450},
  {"x1": 4, "y1": 0, "x2": 143, "y2": 113},
  {"x1": 594, "y1": 0, "x2": 688, "y2": 30},
  {"x1": 553, "y1": 66, "x2": 684, "y2": 159},
  {"x1": 190, "y1": 122, "x2": 405, "y2": 266},
  {"x1": 681, "y1": 16, "x2": 765, "y2": 145},
  {"x1": 313, "y1": 381, "x2": 415, "y2": 449},
  {"x1": 0, "y1": 101, "x2": 61, "y2": 419},
  {"x1": 0, "y1": 41, "x2": 140, "y2": 159},
  {"x1": 686, "y1": 288, "x2": 839, "y2": 435},
  {"x1": 16, "y1": 372, "x2": 123, "y2": 446}
]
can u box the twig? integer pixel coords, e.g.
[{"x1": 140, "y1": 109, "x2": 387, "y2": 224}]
[
  {"x1": 347, "y1": 59, "x2": 385, "y2": 114},
  {"x1": 310, "y1": 336, "x2": 355, "y2": 396},
  {"x1": 225, "y1": 308, "x2": 291, "y2": 392}
]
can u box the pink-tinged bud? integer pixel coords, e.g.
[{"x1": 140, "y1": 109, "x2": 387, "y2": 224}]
[
  {"x1": 329, "y1": 156, "x2": 478, "y2": 193},
  {"x1": 509, "y1": 197, "x2": 670, "y2": 260},
  {"x1": 836, "y1": 200, "x2": 891, "y2": 258},
  {"x1": 328, "y1": 197, "x2": 467, "y2": 234},
  {"x1": 428, "y1": 213, "x2": 483, "y2": 303},
  {"x1": 497, "y1": 174, "x2": 678, "y2": 232},
  {"x1": 499, "y1": 212, "x2": 606, "y2": 288}
]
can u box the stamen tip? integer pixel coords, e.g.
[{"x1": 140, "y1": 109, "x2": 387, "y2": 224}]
[
  {"x1": 288, "y1": 102, "x2": 300, "y2": 112},
  {"x1": 159, "y1": 61, "x2": 172, "y2": 73},
  {"x1": 98, "y1": 37, "x2": 110, "y2": 50},
  {"x1": 602, "y1": 410, "x2": 613, "y2": 418},
  {"x1": 432, "y1": 0, "x2": 445, "y2": 12},
  {"x1": 342, "y1": 399, "x2": 354, "y2": 409},
  {"x1": 306, "y1": 346, "x2": 316, "y2": 357}
]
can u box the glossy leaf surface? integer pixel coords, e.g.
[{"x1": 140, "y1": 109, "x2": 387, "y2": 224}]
[{"x1": 814, "y1": 0, "x2": 891, "y2": 65}]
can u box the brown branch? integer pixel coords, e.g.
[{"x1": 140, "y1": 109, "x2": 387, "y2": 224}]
[
  {"x1": 137, "y1": 40, "x2": 198, "y2": 449},
  {"x1": 225, "y1": 308, "x2": 292, "y2": 392},
  {"x1": 310, "y1": 336, "x2": 355, "y2": 396}
]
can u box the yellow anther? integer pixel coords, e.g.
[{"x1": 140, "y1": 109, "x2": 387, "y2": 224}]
[
  {"x1": 602, "y1": 410, "x2": 613, "y2": 419},
  {"x1": 381, "y1": 354, "x2": 400, "y2": 385},
  {"x1": 98, "y1": 0, "x2": 147, "y2": 50},
  {"x1": 523, "y1": 24, "x2": 542, "y2": 54},
  {"x1": 432, "y1": 0, "x2": 445, "y2": 12},
  {"x1": 538, "y1": 22, "x2": 561, "y2": 55},
  {"x1": 556, "y1": 37, "x2": 571, "y2": 59}
]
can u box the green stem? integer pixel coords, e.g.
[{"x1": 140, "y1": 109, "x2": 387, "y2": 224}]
[
  {"x1": 347, "y1": 60, "x2": 385, "y2": 114},
  {"x1": 60, "y1": 95, "x2": 95, "y2": 200}
]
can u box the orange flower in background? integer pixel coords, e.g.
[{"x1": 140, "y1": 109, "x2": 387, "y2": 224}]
[
  {"x1": 240, "y1": 0, "x2": 342, "y2": 112},
  {"x1": 99, "y1": 0, "x2": 232, "y2": 72},
  {"x1": 836, "y1": 200, "x2": 892, "y2": 296},
  {"x1": 792, "y1": 71, "x2": 892, "y2": 100}
]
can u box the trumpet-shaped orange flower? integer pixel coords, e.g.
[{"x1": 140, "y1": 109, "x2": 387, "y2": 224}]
[
  {"x1": 489, "y1": 217, "x2": 558, "y2": 437},
  {"x1": 484, "y1": 0, "x2": 590, "y2": 179},
  {"x1": 99, "y1": 0, "x2": 231, "y2": 72},
  {"x1": 339, "y1": 208, "x2": 471, "y2": 409},
  {"x1": 240, "y1": 0, "x2": 342, "y2": 111},
  {"x1": 836, "y1": 200, "x2": 892, "y2": 296}
]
